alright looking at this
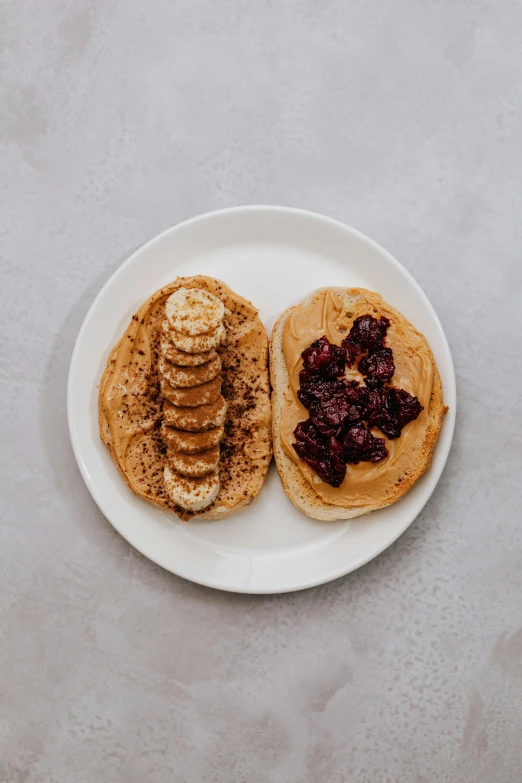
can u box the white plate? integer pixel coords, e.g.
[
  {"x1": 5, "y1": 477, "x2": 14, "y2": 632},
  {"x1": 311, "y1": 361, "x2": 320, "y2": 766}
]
[{"x1": 68, "y1": 206, "x2": 456, "y2": 594}]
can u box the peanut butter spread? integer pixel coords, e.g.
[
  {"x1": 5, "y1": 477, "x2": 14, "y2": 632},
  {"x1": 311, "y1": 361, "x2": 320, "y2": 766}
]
[
  {"x1": 280, "y1": 289, "x2": 435, "y2": 507},
  {"x1": 99, "y1": 276, "x2": 271, "y2": 519}
]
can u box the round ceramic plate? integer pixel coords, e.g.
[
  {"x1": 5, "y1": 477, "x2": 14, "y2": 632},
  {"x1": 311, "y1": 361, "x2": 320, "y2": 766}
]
[{"x1": 68, "y1": 206, "x2": 456, "y2": 594}]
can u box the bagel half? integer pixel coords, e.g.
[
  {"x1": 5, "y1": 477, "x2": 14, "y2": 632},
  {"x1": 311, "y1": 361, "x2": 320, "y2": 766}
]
[
  {"x1": 99, "y1": 276, "x2": 272, "y2": 521},
  {"x1": 270, "y1": 287, "x2": 446, "y2": 521}
]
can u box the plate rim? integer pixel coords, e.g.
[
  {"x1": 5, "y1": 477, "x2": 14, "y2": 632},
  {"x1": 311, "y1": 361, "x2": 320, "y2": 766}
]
[{"x1": 67, "y1": 205, "x2": 456, "y2": 594}]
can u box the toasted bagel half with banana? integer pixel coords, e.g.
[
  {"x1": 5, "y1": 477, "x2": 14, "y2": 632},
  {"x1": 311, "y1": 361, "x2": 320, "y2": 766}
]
[{"x1": 99, "y1": 275, "x2": 272, "y2": 520}]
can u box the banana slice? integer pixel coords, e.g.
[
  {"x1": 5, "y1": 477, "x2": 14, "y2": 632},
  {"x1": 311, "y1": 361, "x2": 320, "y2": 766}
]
[
  {"x1": 160, "y1": 375, "x2": 221, "y2": 407},
  {"x1": 164, "y1": 466, "x2": 219, "y2": 511},
  {"x1": 162, "y1": 320, "x2": 226, "y2": 353},
  {"x1": 160, "y1": 338, "x2": 217, "y2": 367},
  {"x1": 158, "y1": 354, "x2": 221, "y2": 388},
  {"x1": 162, "y1": 396, "x2": 227, "y2": 431},
  {"x1": 165, "y1": 287, "x2": 225, "y2": 336},
  {"x1": 168, "y1": 445, "x2": 220, "y2": 477},
  {"x1": 161, "y1": 423, "x2": 224, "y2": 454}
]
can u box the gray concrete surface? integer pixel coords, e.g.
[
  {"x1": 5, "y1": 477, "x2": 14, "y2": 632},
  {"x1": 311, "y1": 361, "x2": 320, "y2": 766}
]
[{"x1": 1, "y1": 1, "x2": 522, "y2": 781}]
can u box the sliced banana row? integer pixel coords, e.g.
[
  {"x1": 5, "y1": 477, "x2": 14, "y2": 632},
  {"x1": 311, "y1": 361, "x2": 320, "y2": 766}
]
[
  {"x1": 163, "y1": 397, "x2": 227, "y2": 431},
  {"x1": 165, "y1": 287, "x2": 225, "y2": 336},
  {"x1": 162, "y1": 319, "x2": 226, "y2": 353},
  {"x1": 164, "y1": 467, "x2": 220, "y2": 512},
  {"x1": 161, "y1": 422, "x2": 224, "y2": 454},
  {"x1": 158, "y1": 353, "x2": 221, "y2": 388},
  {"x1": 160, "y1": 287, "x2": 227, "y2": 512},
  {"x1": 160, "y1": 338, "x2": 217, "y2": 367}
]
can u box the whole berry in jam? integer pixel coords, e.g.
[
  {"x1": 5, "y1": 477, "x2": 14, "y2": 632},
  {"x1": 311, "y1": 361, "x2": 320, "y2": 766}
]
[
  {"x1": 358, "y1": 347, "x2": 395, "y2": 383},
  {"x1": 292, "y1": 315, "x2": 423, "y2": 486}
]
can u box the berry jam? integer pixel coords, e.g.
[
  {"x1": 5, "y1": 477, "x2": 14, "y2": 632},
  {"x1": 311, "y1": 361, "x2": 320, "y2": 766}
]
[{"x1": 292, "y1": 314, "x2": 423, "y2": 487}]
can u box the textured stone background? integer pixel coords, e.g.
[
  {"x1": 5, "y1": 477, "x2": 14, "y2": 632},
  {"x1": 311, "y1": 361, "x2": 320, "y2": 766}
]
[{"x1": 1, "y1": 1, "x2": 521, "y2": 781}]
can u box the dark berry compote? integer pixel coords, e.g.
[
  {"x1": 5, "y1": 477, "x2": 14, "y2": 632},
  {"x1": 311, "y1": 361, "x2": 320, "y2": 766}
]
[{"x1": 293, "y1": 315, "x2": 423, "y2": 487}]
